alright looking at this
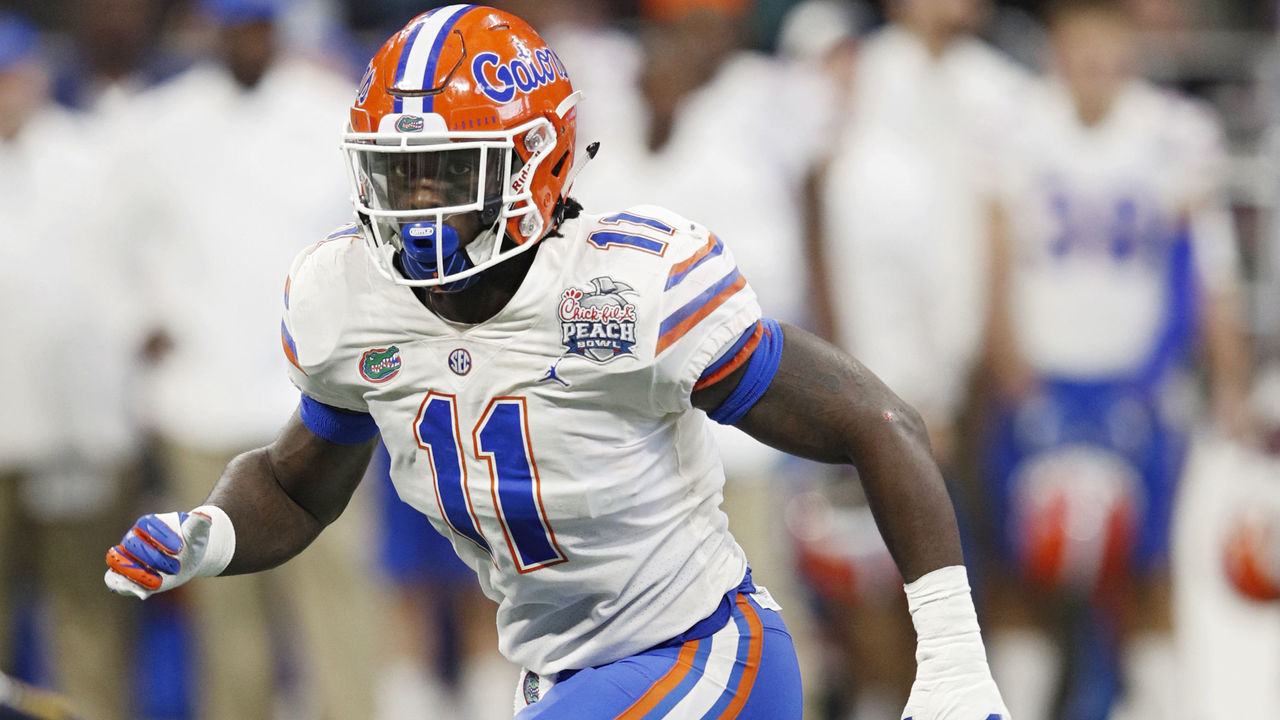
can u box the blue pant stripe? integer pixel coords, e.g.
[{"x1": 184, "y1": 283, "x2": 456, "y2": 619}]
[{"x1": 641, "y1": 637, "x2": 713, "y2": 719}]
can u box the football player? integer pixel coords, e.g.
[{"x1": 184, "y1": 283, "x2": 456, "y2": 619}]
[
  {"x1": 105, "y1": 6, "x2": 1008, "y2": 718},
  {"x1": 982, "y1": 1, "x2": 1252, "y2": 718}
]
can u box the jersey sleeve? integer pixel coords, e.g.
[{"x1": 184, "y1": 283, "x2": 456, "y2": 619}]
[
  {"x1": 281, "y1": 224, "x2": 371, "y2": 413},
  {"x1": 647, "y1": 211, "x2": 764, "y2": 414}
]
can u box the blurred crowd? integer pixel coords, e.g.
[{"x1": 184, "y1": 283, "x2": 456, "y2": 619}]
[{"x1": 1, "y1": 0, "x2": 1279, "y2": 719}]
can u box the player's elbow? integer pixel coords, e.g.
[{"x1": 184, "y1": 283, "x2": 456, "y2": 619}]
[
  {"x1": 885, "y1": 400, "x2": 932, "y2": 451},
  {"x1": 849, "y1": 395, "x2": 934, "y2": 467}
]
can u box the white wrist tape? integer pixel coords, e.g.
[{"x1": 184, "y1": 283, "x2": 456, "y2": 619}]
[
  {"x1": 191, "y1": 504, "x2": 236, "y2": 577},
  {"x1": 905, "y1": 565, "x2": 988, "y2": 667}
]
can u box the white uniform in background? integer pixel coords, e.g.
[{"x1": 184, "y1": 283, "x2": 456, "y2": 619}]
[
  {"x1": 541, "y1": 22, "x2": 646, "y2": 168},
  {"x1": 0, "y1": 106, "x2": 143, "y2": 497},
  {"x1": 823, "y1": 26, "x2": 1030, "y2": 424},
  {"x1": 574, "y1": 51, "x2": 826, "y2": 331},
  {"x1": 0, "y1": 103, "x2": 144, "y2": 720},
  {"x1": 283, "y1": 206, "x2": 773, "y2": 675},
  {"x1": 125, "y1": 55, "x2": 382, "y2": 720},
  {"x1": 998, "y1": 79, "x2": 1240, "y2": 378}
]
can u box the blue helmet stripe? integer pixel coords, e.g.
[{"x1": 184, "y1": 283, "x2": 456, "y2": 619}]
[
  {"x1": 391, "y1": 19, "x2": 427, "y2": 114},
  {"x1": 422, "y1": 5, "x2": 476, "y2": 114}
]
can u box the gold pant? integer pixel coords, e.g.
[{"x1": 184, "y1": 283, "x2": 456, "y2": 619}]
[{"x1": 0, "y1": 468, "x2": 137, "y2": 720}]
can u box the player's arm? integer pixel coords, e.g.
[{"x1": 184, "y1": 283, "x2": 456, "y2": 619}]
[
  {"x1": 692, "y1": 322, "x2": 960, "y2": 581},
  {"x1": 105, "y1": 408, "x2": 376, "y2": 598},
  {"x1": 691, "y1": 321, "x2": 1009, "y2": 720},
  {"x1": 208, "y1": 410, "x2": 377, "y2": 575}
]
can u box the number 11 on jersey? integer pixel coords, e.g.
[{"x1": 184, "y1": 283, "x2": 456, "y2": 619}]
[{"x1": 415, "y1": 393, "x2": 566, "y2": 573}]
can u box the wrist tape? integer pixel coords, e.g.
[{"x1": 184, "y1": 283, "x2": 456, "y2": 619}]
[
  {"x1": 191, "y1": 504, "x2": 236, "y2": 577},
  {"x1": 904, "y1": 565, "x2": 988, "y2": 667}
]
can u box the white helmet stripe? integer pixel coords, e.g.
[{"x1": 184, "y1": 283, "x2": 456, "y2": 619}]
[{"x1": 396, "y1": 4, "x2": 475, "y2": 116}]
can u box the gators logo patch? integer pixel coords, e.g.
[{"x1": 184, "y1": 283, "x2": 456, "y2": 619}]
[
  {"x1": 521, "y1": 671, "x2": 540, "y2": 706},
  {"x1": 360, "y1": 346, "x2": 401, "y2": 383}
]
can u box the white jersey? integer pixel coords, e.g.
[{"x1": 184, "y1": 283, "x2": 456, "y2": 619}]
[
  {"x1": 282, "y1": 207, "x2": 762, "y2": 675},
  {"x1": 998, "y1": 80, "x2": 1240, "y2": 378}
]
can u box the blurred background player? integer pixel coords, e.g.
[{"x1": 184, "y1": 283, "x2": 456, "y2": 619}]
[
  {"x1": 821, "y1": 0, "x2": 1030, "y2": 469},
  {"x1": 121, "y1": 1, "x2": 384, "y2": 718},
  {"x1": 0, "y1": 13, "x2": 147, "y2": 720},
  {"x1": 48, "y1": 0, "x2": 184, "y2": 114},
  {"x1": 981, "y1": 1, "x2": 1254, "y2": 718},
  {"x1": 813, "y1": 0, "x2": 1031, "y2": 716}
]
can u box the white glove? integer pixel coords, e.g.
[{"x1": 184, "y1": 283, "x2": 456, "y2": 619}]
[
  {"x1": 104, "y1": 505, "x2": 236, "y2": 599},
  {"x1": 901, "y1": 565, "x2": 1010, "y2": 720}
]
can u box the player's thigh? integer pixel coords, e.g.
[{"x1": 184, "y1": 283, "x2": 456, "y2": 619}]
[{"x1": 518, "y1": 594, "x2": 802, "y2": 719}]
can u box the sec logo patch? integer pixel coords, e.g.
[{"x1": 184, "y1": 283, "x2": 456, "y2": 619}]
[{"x1": 448, "y1": 348, "x2": 472, "y2": 376}]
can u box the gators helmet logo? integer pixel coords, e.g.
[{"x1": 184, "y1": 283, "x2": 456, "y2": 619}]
[{"x1": 395, "y1": 114, "x2": 425, "y2": 132}]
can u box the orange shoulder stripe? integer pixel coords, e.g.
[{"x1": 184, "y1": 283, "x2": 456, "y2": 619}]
[
  {"x1": 655, "y1": 274, "x2": 747, "y2": 356},
  {"x1": 693, "y1": 323, "x2": 764, "y2": 391},
  {"x1": 666, "y1": 233, "x2": 719, "y2": 285}
]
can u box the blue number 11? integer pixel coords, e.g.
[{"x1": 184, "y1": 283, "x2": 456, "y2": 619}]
[{"x1": 414, "y1": 394, "x2": 565, "y2": 573}]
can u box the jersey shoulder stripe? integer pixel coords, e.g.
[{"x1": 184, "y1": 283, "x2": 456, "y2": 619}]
[
  {"x1": 665, "y1": 233, "x2": 724, "y2": 291},
  {"x1": 694, "y1": 321, "x2": 764, "y2": 391},
  {"x1": 325, "y1": 222, "x2": 361, "y2": 241},
  {"x1": 657, "y1": 267, "x2": 746, "y2": 355},
  {"x1": 281, "y1": 319, "x2": 305, "y2": 375},
  {"x1": 577, "y1": 205, "x2": 760, "y2": 410}
]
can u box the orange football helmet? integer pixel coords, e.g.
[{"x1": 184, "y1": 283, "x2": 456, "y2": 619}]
[{"x1": 342, "y1": 5, "x2": 581, "y2": 290}]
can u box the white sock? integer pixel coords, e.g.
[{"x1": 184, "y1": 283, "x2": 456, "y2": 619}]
[{"x1": 989, "y1": 628, "x2": 1060, "y2": 720}]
